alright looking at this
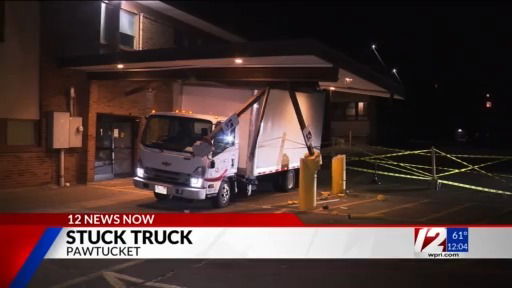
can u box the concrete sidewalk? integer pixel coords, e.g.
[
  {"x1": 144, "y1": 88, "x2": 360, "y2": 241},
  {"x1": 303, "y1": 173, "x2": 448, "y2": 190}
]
[{"x1": 0, "y1": 179, "x2": 152, "y2": 212}]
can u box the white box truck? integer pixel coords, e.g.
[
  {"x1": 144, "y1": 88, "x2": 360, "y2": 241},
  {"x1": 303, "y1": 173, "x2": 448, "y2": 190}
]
[{"x1": 133, "y1": 86, "x2": 325, "y2": 207}]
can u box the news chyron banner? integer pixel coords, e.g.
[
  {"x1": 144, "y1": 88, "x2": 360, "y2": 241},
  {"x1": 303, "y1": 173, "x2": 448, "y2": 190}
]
[{"x1": 2, "y1": 213, "x2": 512, "y2": 287}]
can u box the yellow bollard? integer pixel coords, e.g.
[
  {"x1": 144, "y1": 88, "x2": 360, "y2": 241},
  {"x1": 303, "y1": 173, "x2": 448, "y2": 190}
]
[
  {"x1": 331, "y1": 154, "x2": 346, "y2": 195},
  {"x1": 299, "y1": 151, "x2": 322, "y2": 211}
]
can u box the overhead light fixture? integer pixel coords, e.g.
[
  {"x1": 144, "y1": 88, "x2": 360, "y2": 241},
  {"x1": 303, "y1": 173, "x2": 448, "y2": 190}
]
[
  {"x1": 116, "y1": 64, "x2": 124, "y2": 69},
  {"x1": 234, "y1": 58, "x2": 243, "y2": 64}
]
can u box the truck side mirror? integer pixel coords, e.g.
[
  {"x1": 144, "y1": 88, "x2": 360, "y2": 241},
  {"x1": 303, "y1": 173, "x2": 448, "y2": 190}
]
[{"x1": 209, "y1": 160, "x2": 215, "y2": 169}]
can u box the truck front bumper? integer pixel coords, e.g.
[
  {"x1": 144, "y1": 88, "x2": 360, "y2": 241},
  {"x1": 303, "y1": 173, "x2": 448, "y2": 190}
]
[{"x1": 133, "y1": 177, "x2": 207, "y2": 200}]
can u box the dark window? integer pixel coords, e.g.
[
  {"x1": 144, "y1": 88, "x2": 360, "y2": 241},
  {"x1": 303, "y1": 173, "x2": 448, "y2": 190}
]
[
  {"x1": 1, "y1": 119, "x2": 39, "y2": 146},
  {"x1": 119, "y1": 9, "x2": 137, "y2": 49},
  {"x1": 175, "y1": 29, "x2": 189, "y2": 48},
  {"x1": 142, "y1": 115, "x2": 212, "y2": 153},
  {"x1": 0, "y1": 1, "x2": 4, "y2": 42},
  {"x1": 332, "y1": 102, "x2": 368, "y2": 121}
]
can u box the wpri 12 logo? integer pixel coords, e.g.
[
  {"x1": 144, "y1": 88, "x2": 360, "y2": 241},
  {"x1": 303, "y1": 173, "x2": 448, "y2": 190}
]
[{"x1": 414, "y1": 228, "x2": 469, "y2": 258}]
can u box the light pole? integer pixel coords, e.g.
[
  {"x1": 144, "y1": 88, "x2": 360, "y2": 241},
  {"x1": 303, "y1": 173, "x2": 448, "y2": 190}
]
[
  {"x1": 392, "y1": 67, "x2": 402, "y2": 83},
  {"x1": 371, "y1": 43, "x2": 387, "y2": 69}
]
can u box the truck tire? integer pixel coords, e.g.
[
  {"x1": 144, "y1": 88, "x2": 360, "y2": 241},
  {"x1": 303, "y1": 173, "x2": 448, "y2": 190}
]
[
  {"x1": 154, "y1": 192, "x2": 170, "y2": 201},
  {"x1": 212, "y1": 180, "x2": 231, "y2": 208},
  {"x1": 274, "y1": 169, "x2": 297, "y2": 192},
  {"x1": 237, "y1": 181, "x2": 253, "y2": 197}
]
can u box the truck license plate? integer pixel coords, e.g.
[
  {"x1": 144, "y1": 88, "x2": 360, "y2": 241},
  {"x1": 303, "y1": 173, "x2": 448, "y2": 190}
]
[{"x1": 154, "y1": 185, "x2": 167, "y2": 194}]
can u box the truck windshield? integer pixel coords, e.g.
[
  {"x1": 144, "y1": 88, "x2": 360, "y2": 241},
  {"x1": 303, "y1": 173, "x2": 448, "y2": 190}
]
[{"x1": 142, "y1": 115, "x2": 212, "y2": 153}]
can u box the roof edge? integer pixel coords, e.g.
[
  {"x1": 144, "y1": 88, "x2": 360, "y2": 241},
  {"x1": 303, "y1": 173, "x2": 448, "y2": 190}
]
[{"x1": 137, "y1": 1, "x2": 246, "y2": 43}]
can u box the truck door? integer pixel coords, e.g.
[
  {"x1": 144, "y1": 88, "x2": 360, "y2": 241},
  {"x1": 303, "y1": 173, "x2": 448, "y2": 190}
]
[{"x1": 210, "y1": 127, "x2": 238, "y2": 178}]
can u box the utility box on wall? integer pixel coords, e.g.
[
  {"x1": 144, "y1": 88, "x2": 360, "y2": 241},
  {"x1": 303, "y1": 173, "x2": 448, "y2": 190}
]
[
  {"x1": 48, "y1": 112, "x2": 83, "y2": 149},
  {"x1": 69, "y1": 117, "x2": 83, "y2": 147}
]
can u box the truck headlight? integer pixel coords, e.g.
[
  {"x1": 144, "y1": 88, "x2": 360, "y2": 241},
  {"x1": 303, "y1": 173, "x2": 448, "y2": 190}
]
[
  {"x1": 136, "y1": 167, "x2": 144, "y2": 178},
  {"x1": 190, "y1": 177, "x2": 203, "y2": 188}
]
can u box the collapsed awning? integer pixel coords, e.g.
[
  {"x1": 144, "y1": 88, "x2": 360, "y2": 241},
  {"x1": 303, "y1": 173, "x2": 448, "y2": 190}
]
[{"x1": 60, "y1": 39, "x2": 403, "y2": 97}]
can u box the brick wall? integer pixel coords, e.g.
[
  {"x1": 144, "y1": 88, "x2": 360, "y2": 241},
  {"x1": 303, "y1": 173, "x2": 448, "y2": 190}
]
[
  {"x1": 86, "y1": 80, "x2": 174, "y2": 182},
  {"x1": 0, "y1": 2, "x2": 91, "y2": 189},
  {"x1": 121, "y1": 1, "x2": 228, "y2": 50}
]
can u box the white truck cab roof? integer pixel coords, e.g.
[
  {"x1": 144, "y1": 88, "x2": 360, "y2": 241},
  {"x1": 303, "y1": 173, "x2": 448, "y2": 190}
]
[{"x1": 150, "y1": 112, "x2": 226, "y2": 124}]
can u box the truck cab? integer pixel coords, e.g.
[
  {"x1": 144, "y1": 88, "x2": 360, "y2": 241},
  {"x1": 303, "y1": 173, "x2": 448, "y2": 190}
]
[{"x1": 133, "y1": 112, "x2": 239, "y2": 207}]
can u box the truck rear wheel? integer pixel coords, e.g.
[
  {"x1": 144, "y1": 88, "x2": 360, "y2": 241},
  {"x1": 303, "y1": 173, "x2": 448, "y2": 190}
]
[
  {"x1": 154, "y1": 192, "x2": 170, "y2": 201},
  {"x1": 212, "y1": 180, "x2": 231, "y2": 208},
  {"x1": 237, "y1": 181, "x2": 253, "y2": 197},
  {"x1": 274, "y1": 169, "x2": 296, "y2": 192}
]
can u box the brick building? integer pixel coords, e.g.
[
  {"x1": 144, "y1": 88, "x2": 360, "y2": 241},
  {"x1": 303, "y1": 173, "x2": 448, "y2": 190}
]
[{"x1": 0, "y1": 1, "x2": 402, "y2": 188}]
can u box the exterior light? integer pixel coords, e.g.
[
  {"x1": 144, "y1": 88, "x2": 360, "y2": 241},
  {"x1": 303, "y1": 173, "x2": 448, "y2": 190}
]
[
  {"x1": 486, "y1": 93, "x2": 490, "y2": 98},
  {"x1": 457, "y1": 129, "x2": 463, "y2": 133},
  {"x1": 151, "y1": 109, "x2": 156, "y2": 113},
  {"x1": 392, "y1": 68, "x2": 397, "y2": 73},
  {"x1": 116, "y1": 64, "x2": 124, "y2": 69},
  {"x1": 234, "y1": 58, "x2": 243, "y2": 64},
  {"x1": 371, "y1": 44, "x2": 376, "y2": 50},
  {"x1": 486, "y1": 101, "x2": 492, "y2": 108},
  {"x1": 344, "y1": 77, "x2": 353, "y2": 83},
  {"x1": 136, "y1": 168, "x2": 144, "y2": 178},
  {"x1": 329, "y1": 87, "x2": 335, "y2": 91}
]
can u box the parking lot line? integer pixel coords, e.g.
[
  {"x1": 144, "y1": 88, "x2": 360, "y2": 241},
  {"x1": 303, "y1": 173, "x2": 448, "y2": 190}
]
[
  {"x1": 51, "y1": 260, "x2": 146, "y2": 288},
  {"x1": 88, "y1": 185, "x2": 150, "y2": 195},
  {"x1": 325, "y1": 197, "x2": 380, "y2": 210},
  {"x1": 419, "y1": 203, "x2": 474, "y2": 222},
  {"x1": 367, "y1": 199, "x2": 431, "y2": 216}
]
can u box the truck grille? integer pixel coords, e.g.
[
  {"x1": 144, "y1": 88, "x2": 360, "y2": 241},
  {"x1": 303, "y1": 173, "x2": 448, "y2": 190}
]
[{"x1": 144, "y1": 167, "x2": 190, "y2": 186}]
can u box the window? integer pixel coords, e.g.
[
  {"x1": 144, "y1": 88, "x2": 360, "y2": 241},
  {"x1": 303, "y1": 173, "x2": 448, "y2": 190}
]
[
  {"x1": 0, "y1": 1, "x2": 4, "y2": 42},
  {"x1": 357, "y1": 102, "x2": 368, "y2": 120},
  {"x1": 119, "y1": 9, "x2": 138, "y2": 49},
  {"x1": 100, "y1": 1, "x2": 107, "y2": 44},
  {"x1": 6, "y1": 120, "x2": 38, "y2": 146},
  {"x1": 213, "y1": 124, "x2": 235, "y2": 157},
  {"x1": 345, "y1": 102, "x2": 356, "y2": 120},
  {"x1": 142, "y1": 116, "x2": 212, "y2": 153},
  {"x1": 332, "y1": 102, "x2": 368, "y2": 121}
]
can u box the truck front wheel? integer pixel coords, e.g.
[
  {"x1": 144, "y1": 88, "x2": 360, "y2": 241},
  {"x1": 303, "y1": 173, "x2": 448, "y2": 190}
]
[{"x1": 212, "y1": 180, "x2": 231, "y2": 208}]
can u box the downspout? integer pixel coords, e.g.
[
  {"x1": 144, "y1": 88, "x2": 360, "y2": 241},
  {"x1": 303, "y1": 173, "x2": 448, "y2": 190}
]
[{"x1": 59, "y1": 86, "x2": 76, "y2": 187}]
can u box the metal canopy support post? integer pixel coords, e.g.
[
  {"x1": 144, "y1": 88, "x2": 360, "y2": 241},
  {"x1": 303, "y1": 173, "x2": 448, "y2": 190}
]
[
  {"x1": 288, "y1": 84, "x2": 321, "y2": 211},
  {"x1": 207, "y1": 87, "x2": 269, "y2": 140},
  {"x1": 246, "y1": 88, "x2": 271, "y2": 178},
  {"x1": 288, "y1": 87, "x2": 314, "y2": 156}
]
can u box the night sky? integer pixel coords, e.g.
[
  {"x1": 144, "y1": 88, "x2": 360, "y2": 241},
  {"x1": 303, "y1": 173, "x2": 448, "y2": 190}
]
[{"x1": 171, "y1": 2, "x2": 511, "y2": 147}]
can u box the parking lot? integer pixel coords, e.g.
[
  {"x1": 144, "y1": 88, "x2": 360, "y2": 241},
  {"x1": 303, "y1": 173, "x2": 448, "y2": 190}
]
[
  {"x1": 4, "y1": 163, "x2": 512, "y2": 288},
  {"x1": 2, "y1": 168, "x2": 512, "y2": 225},
  {"x1": 30, "y1": 258, "x2": 512, "y2": 288}
]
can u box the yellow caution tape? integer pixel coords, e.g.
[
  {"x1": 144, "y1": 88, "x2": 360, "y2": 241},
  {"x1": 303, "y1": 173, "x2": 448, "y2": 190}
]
[
  {"x1": 434, "y1": 148, "x2": 511, "y2": 186},
  {"x1": 444, "y1": 154, "x2": 512, "y2": 159},
  {"x1": 438, "y1": 180, "x2": 512, "y2": 196},
  {"x1": 347, "y1": 166, "x2": 431, "y2": 180},
  {"x1": 355, "y1": 149, "x2": 430, "y2": 160},
  {"x1": 436, "y1": 158, "x2": 507, "y2": 177},
  {"x1": 360, "y1": 160, "x2": 430, "y2": 177}
]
